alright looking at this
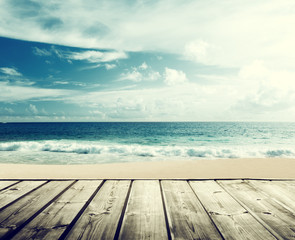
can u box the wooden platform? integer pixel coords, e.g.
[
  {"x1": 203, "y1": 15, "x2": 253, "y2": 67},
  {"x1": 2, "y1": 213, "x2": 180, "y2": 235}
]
[{"x1": 0, "y1": 179, "x2": 295, "y2": 239}]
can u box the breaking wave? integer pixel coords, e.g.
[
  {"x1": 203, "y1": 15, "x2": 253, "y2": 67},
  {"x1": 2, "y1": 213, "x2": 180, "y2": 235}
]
[{"x1": 0, "y1": 140, "x2": 294, "y2": 160}]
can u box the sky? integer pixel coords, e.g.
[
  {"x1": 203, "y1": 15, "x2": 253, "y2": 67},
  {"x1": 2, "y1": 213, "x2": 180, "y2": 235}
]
[{"x1": 0, "y1": 0, "x2": 295, "y2": 122}]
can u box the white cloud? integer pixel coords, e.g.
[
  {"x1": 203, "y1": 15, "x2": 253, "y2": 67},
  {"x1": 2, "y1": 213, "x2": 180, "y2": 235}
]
[
  {"x1": 139, "y1": 62, "x2": 148, "y2": 70},
  {"x1": 64, "y1": 86, "x2": 192, "y2": 120},
  {"x1": 33, "y1": 46, "x2": 65, "y2": 59},
  {"x1": 80, "y1": 64, "x2": 101, "y2": 71},
  {"x1": 1, "y1": 0, "x2": 295, "y2": 122},
  {"x1": 0, "y1": 82, "x2": 74, "y2": 102},
  {"x1": 2, "y1": 107, "x2": 14, "y2": 114},
  {"x1": 0, "y1": 67, "x2": 22, "y2": 76},
  {"x1": 105, "y1": 63, "x2": 116, "y2": 70},
  {"x1": 228, "y1": 60, "x2": 295, "y2": 116},
  {"x1": 238, "y1": 60, "x2": 295, "y2": 92},
  {"x1": 63, "y1": 81, "x2": 239, "y2": 121},
  {"x1": 51, "y1": 46, "x2": 64, "y2": 59},
  {"x1": 67, "y1": 50, "x2": 127, "y2": 63},
  {"x1": 164, "y1": 68, "x2": 187, "y2": 86},
  {"x1": 120, "y1": 70, "x2": 143, "y2": 82},
  {"x1": 148, "y1": 71, "x2": 161, "y2": 81},
  {"x1": 184, "y1": 40, "x2": 212, "y2": 64},
  {"x1": 233, "y1": 89, "x2": 294, "y2": 114},
  {"x1": 54, "y1": 81, "x2": 69, "y2": 85},
  {"x1": 28, "y1": 104, "x2": 38, "y2": 114},
  {"x1": 120, "y1": 63, "x2": 161, "y2": 82},
  {"x1": 32, "y1": 46, "x2": 128, "y2": 66},
  {"x1": 80, "y1": 63, "x2": 116, "y2": 71},
  {"x1": 239, "y1": 60, "x2": 268, "y2": 82},
  {"x1": 33, "y1": 47, "x2": 52, "y2": 56},
  {"x1": 195, "y1": 74, "x2": 232, "y2": 85},
  {"x1": 41, "y1": 108, "x2": 48, "y2": 115},
  {"x1": 64, "y1": 61, "x2": 294, "y2": 121},
  {"x1": 1, "y1": 60, "x2": 292, "y2": 121},
  {"x1": 1, "y1": 0, "x2": 295, "y2": 69},
  {"x1": 89, "y1": 110, "x2": 106, "y2": 119}
]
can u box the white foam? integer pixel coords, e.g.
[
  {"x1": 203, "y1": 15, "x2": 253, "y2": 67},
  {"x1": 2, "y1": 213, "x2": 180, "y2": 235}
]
[{"x1": 0, "y1": 140, "x2": 294, "y2": 163}]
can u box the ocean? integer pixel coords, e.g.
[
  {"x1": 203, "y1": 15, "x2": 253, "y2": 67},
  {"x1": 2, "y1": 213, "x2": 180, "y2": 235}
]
[{"x1": 0, "y1": 122, "x2": 294, "y2": 164}]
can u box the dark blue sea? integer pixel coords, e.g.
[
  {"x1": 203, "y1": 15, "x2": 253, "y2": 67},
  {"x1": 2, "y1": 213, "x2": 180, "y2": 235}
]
[{"x1": 0, "y1": 122, "x2": 294, "y2": 164}]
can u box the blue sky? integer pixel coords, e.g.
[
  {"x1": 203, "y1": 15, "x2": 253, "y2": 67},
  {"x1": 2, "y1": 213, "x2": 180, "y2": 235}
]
[{"x1": 0, "y1": 0, "x2": 295, "y2": 122}]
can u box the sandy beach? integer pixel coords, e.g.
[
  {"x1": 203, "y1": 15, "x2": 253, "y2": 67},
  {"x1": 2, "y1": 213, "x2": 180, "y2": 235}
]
[{"x1": 0, "y1": 158, "x2": 295, "y2": 179}]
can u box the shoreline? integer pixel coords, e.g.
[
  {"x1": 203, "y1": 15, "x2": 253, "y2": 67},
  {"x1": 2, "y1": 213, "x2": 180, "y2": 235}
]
[{"x1": 1, "y1": 158, "x2": 295, "y2": 179}]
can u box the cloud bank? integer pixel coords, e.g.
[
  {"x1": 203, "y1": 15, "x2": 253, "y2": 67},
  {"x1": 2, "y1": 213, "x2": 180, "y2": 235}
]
[
  {"x1": 1, "y1": 0, "x2": 295, "y2": 122},
  {"x1": 1, "y1": 0, "x2": 295, "y2": 68}
]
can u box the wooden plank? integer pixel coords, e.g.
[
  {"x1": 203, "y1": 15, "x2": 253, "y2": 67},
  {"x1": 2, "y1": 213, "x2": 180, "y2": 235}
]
[
  {"x1": 249, "y1": 180, "x2": 295, "y2": 212},
  {"x1": 0, "y1": 180, "x2": 74, "y2": 239},
  {"x1": 219, "y1": 180, "x2": 295, "y2": 240},
  {"x1": 65, "y1": 180, "x2": 131, "y2": 240},
  {"x1": 0, "y1": 181, "x2": 19, "y2": 191},
  {"x1": 190, "y1": 180, "x2": 277, "y2": 240},
  {"x1": 0, "y1": 181, "x2": 46, "y2": 209},
  {"x1": 119, "y1": 180, "x2": 167, "y2": 240},
  {"x1": 162, "y1": 180, "x2": 222, "y2": 240},
  {"x1": 11, "y1": 180, "x2": 102, "y2": 240}
]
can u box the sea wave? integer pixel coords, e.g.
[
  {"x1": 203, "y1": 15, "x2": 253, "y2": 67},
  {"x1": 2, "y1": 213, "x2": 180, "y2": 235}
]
[{"x1": 0, "y1": 140, "x2": 294, "y2": 159}]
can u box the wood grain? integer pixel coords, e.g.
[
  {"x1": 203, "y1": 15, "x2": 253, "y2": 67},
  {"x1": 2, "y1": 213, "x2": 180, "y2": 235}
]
[
  {"x1": 0, "y1": 179, "x2": 294, "y2": 240},
  {"x1": 0, "y1": 181, "x2": 74, "y2": 239},
  {"x1": 190, "y1": 180, "x2": 277, "y2": 240},
  {"x1": 0, "y1": 181, "x2": 46, "y2": 209},
  {"x1": 249, "y1": 180, "x2": 295, "y2": 212},
  {"x1": 162, "y1": 180, "x2": 222, "y2": 240},
  {"x1": 11, "y1": 180, "x2": 102, "y2": 240},
  {"x1": 219, "y1": 179, "x2": 295, "y2": 240},
  {"x1": 119, "y1": 180, "x2": 167, "y2": 240},
  {"x1": 65, "y1": 180, "x2": 130, "y2": 240}
]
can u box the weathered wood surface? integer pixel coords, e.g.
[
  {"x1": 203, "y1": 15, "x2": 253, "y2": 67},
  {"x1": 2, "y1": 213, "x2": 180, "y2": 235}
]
[
  {"x1": 0, "y1": 181, "x2": 46, "y2": 210},
  {"x1": 11, "y1": 180, "x2": 102, "y2": 240},
  {"x1": 119, "y1": 180, "x2": 167, "y2": 240},
  {"x1": 249, "y1": 180, "x2": 295, "y2": 212},
  {"x1": 0, "y1": 179, "x2": 295, "y2": 240},
  {"x1": 65, "y1": 180, "x2": 131, "y2": 240},
  {"x1": 190, "y1": 180, "x2": 277, "y2": 240},
  {"x1": 0, "y1": 181, "x2": 19, "y2": 191},
  {"x1": 162, "y1": 180, "x2": 222, "y2": 240},
  {"x1": 0, "y1": 181, "x2": 74, "y2": 239},
  {"x1": 219, "y1": 180, "x2": 295, "y2": 240}
]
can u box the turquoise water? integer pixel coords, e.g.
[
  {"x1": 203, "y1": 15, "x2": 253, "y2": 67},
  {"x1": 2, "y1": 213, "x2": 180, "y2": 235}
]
[{"x1": 0, "y1": 122, "x2": 294, "y2": 164}]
